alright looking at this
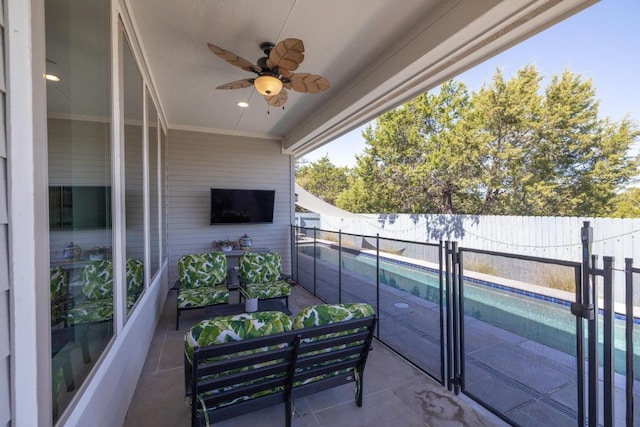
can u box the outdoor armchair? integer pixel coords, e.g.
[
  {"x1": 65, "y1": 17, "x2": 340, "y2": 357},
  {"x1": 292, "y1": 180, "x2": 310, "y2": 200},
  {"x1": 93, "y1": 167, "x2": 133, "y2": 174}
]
[
  {"x1": 238, "y1": 252, "x2": 291, "y2": 307},
  {"x1": 50, "y1": 265, "x2": 69, "y2": 327},
  {"x1": 176, "y1": 252, "x2": 229, "y2": 329},
  {"x1": 65, "y1": 258, "x2": 144, "y2": 325}
]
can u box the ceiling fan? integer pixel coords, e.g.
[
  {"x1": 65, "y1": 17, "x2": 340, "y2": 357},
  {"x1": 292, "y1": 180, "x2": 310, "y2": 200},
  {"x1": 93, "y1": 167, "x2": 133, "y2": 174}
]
[{"x1": 207, "y1": 38, "x2": 330, "y2": 107}]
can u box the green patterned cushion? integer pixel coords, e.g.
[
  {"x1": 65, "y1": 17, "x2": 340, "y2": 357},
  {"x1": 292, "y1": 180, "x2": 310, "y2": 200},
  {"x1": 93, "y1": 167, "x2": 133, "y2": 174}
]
[
  {"x1": 292, "y1": 303, "x2": 375, "y2": 393},
  {"x1": 178, "y1": 252, "x2": 227, "y2": 290},
  {"x1": 50, "y1": 266, "x2": 68, "y2": 300},
  {"x1": 50, "y1": 266, "x2": 69, "y2": 325},
  {"x1": 184, "y1": 311, "x2": 292, "y2": 363},
  {"x1": 292, "y1": 303, "x2": 375, "y2": 329},
  {"x1": 177, "y1": 286, "x2": 229, "y2": 309},
  {"x1": 81, "y1": 260, "x2": 113, "y2": 299},
  {"x1": 239, "y1": 252, "x2": 282, "y2": 283},
  {"x1": 185, "y1": 312, "x2": 293, "y2": 412},
  {"x1": 66, "y1": 299, "x2": 113, "y2": 324},
  {"x1": 66, "y1": 296, "x2": 139, "y2": 324},
  {"x1": 245, "y1": 280, "x2": 291, "y2": 299},
  {"x1": 126, "y1": 258, "x2": 144, "y2": 295}
]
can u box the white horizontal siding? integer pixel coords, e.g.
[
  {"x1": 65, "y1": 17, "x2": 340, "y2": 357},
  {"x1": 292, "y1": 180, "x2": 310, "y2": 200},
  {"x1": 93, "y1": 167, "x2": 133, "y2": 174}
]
[
  {"x1": 167, "y1": 129, "x2": 293, "y2": 285},
  {"x1": 47, "y1": 119, "x2": 114, "y2": 261},
  {"x1": 0, "y1": 8, "x2": 9, "y2": 424},
  {"x1": 47, "y1": 119, "x2": 111, "y2": 186}
]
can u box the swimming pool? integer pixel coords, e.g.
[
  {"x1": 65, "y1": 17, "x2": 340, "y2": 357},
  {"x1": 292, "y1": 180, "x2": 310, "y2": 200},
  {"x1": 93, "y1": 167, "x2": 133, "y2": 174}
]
[{"x1": 298, "y1": 244, "x2": 640, "y2": 377}]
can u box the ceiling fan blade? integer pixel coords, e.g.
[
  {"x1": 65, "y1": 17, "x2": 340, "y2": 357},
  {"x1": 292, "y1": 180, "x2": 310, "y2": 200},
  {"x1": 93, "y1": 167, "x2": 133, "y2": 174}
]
[
  {"x1": 216, "y1": 78, "x2": 254, "y2": 90},
  {"x1": 207, "y1": 43, "x2": 260, "y2": 74},
  {"x1": 287, "y1": 73, "x2": 330, "y2": 94},
  {"x1": 267, "y1": 38, "x2": 304, "y2": 74},
  {"x1": 265, "y1": 89, "x2": 288, "y2": 107}
]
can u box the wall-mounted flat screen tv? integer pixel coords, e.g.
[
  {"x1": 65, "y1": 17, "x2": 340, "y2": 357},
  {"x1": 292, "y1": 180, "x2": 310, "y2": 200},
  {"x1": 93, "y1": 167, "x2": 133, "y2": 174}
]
[
  {"x1": 49, "y1": 186, "x2": 112, "y2": 230},
  {"x1": 210, "y1": 188, "x2": 275, "y2": 224}
]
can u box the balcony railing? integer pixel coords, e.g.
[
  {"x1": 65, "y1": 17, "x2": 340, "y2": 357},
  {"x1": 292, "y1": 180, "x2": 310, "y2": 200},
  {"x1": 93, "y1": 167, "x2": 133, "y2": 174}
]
[{"x1": 291, "y1": 222, "x2": 639, "y2": 426}]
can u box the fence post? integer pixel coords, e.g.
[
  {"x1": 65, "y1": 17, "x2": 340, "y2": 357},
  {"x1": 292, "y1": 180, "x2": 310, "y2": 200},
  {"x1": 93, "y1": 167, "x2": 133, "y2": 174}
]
[
  {"x1": 445, "y1": 241, "x2": 453, "y2": 392},
  {"x1": 313, "y1": 227, "x2": 317, "y2": 297},
  {"x1": 376, "y1": 233, "x2": 380, "y2": 339},
  {"x1": 295, "y1": 226, "x2": 299, "y2": 281},
  {"x1": 457, "y1": 246, "x2": 465, "y2": 392},
  {"x1": 338, "y1": 230, "x2": 342, "y2": 304},
  {"x1": 574, "y1": 221, "x2": 597, "y2": 426},
  {"x1": 291, "y1": 225, "x2": 296, "y2": 280},
  {"x1": 439, "y1": 240, "x2": 445, "y2": 386},
  {"x1": 602, "y1": 256, "x2": 615, "y2": 427},
  {"x1": 590, "y1": 252, "x2": 599, "y2": 426},
  {"x1": 451, "y1": 242, "x2": 461, "y2": 395},
  {"x1": 625, "y1": 258, "x2": 635, "y2": 427}
]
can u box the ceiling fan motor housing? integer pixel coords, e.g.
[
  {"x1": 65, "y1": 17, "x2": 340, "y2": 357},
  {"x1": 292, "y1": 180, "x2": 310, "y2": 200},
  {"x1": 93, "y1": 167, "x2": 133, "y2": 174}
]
[{"x1": 260, "y1": 41, "x2": 275, "y2": 55}]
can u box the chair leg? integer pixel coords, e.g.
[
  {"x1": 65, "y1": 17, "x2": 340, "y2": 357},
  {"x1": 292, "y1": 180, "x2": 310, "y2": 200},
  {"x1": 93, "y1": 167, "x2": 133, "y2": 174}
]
[
  {"x1": 356, "y1": 370, "x2": 363, "y2": 407},
  {"x1": 285, "y1": 400, "x2": 293, "y2": 427},
  {"x1": 62, "y1": 357, "x2": 75, "y2": 392},
  {"x1": 80, "y1": 330, "x2": 91, "y2": 363}
]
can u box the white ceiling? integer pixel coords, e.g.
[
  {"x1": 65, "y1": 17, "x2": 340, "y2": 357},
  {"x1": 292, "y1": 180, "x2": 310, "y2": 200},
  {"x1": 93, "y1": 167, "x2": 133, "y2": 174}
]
[{"x1": 48, "y1": 0, "x2": 598, "y2": 157}]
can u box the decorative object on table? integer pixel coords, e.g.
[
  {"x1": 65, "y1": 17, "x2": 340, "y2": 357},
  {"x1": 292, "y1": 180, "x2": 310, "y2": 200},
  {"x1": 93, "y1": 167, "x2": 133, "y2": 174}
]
[
  {"x1": 86, "y1": 246, "x2": 108, "y2": 261},
  {"x1": 63, "y1": 242, "x2": 82, "y2": 260},
  {"x1": 212, "y1": 239, "x2": 235, "y2": 252},
  {"x1": 239, "y1": 233, "x2": 252, "y2": 251},
  {"x1": 238, "y1": 285, "x2": 261, "y2": 312}
]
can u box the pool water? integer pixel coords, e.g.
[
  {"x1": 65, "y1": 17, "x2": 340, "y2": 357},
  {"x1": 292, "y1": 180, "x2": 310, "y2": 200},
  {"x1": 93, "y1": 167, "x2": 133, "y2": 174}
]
[{"x1": 300, "y1": 245, "x2": 640, "y2": 377}]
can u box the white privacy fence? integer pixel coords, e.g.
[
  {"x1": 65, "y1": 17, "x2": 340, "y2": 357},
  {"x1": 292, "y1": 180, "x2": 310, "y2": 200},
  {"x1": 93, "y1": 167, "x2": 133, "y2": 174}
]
[{"x1": 302, "y1": 214, "x2": 639, "y2": 267}]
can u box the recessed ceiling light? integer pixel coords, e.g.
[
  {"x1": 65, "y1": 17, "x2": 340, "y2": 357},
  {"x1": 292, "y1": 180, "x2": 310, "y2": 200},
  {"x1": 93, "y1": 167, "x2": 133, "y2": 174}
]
[
  {"x1": 45, "y1": 74, "x2": 60, "y2": 82},
  {"x1": 237, "y1": 101, "x2": 249, "y2": 108}
]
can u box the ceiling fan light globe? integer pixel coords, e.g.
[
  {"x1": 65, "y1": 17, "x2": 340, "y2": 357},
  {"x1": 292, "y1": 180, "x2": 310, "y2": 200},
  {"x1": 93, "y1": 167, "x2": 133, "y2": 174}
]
[{"x1": 254, "y1": 75, "x2": 283, "y2": 96}]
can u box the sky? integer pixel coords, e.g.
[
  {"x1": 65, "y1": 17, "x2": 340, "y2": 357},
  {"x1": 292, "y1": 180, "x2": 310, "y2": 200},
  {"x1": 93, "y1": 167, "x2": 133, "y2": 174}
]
[{"x1": 301, "y1": 0, "x2": 640, "y2": 168}]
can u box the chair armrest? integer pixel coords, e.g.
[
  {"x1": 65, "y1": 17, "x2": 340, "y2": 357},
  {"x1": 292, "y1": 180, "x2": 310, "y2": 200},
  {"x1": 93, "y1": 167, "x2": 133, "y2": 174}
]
[{"x1": 52, "y1": 294, "x2": 75, "y2": 311}]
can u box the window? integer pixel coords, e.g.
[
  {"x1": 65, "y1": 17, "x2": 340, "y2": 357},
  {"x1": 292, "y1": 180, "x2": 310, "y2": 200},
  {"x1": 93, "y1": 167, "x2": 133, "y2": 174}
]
[
  {"x1": 124, "y1": 34, "x2": 146, "y2": 313},
  {"x1": 46, "y1": 0, "x2": 112, "y2": 421},
  {"x1": 148, "y1": 91, "x2": 159, "y2": 277}
]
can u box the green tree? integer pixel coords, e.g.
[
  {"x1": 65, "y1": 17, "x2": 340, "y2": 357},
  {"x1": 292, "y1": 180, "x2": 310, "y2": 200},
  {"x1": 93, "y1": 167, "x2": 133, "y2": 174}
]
[
  {"x1": 295, "y1": 155, "x2": 350, "y2": 206},
  {"x1": 611, "y1": 188, "x2": 640, "y2": 218},
  {"x1": 535, "y1": 71, "x2": 639, "y2": 216},
  {"x1": 347, "y1": 66, "x2": 638, "y2": 216},
  {"x1": 467, "y1": 65, "x2": 545, "y2": 214},
  {"x1": 335, "y1": 177, "x2": 374, "y2": 213},
  {"x1": 339, "y1": 80, "x2": 474, "y2": 213}
]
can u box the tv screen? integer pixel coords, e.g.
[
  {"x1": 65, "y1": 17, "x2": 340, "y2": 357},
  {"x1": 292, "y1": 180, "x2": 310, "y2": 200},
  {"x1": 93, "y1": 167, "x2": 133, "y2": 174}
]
[
  {"x1": 49, "y1": 186, "x2": 112, "y2": 230},
  {"x1": 210, "y1": 188, "x2": 275, "y2": 224}
]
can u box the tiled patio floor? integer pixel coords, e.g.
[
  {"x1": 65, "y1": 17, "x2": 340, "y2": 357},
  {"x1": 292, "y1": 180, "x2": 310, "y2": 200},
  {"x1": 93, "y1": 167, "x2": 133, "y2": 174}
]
[{"x1": 123, "y1": 285, "x2": 507, "y2": 426}]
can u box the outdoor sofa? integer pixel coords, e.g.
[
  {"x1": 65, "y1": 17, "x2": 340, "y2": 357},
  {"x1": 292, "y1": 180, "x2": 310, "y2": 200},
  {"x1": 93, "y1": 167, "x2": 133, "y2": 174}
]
[{"x1": 183, "y1": 303, "x2": 377, "y2": 426}]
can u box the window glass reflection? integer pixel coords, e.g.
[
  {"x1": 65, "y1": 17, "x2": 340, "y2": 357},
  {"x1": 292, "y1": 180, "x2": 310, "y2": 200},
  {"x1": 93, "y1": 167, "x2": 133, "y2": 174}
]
[
  {"x1": 161, "y1": 129, "x2": 168, "y2": 260},
  {"x1": 46, "y1": 0, "x2": 112, "y2": 421},
  {"x1": 148, "y1": 92, "x2": 159, "y2": 277},
  {"x1": 124, "y1": 36, "x2": 146, "y2": 313}
]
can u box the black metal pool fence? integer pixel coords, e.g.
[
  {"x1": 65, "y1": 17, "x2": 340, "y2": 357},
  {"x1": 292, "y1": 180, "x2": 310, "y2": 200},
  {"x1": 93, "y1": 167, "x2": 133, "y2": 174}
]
[{"x1": 291, "y1": 221, "x2": 639, "y2": 427}]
